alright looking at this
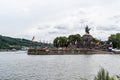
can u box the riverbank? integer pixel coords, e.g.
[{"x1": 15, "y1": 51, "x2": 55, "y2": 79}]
[
  {"x1": 28, "y1": 48, "x2": 115, "y2": 55},
  {"x1": 0, "y1": 49, "x2": 17, "y2": 52}
]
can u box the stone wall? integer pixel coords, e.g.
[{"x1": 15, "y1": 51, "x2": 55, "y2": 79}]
[{"x1": 28, "y1": 48, "x2": 114, "y2": 55}]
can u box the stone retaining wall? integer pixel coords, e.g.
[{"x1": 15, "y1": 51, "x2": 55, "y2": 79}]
[{"x1": 28, "y1": 48, "x2": 114, "y2": 55}]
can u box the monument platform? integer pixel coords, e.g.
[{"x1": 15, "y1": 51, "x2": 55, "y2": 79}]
[
  {"x1": 27, "y1": 26, "x2": 118, "y2": 55},
  {"x1": 28, "y1": 48, "x2": 114, "y2": 55}
]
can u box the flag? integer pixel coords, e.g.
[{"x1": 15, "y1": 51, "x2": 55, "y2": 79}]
[
  {"x1": 75, "y1": 40, "x2": 78, "y2": 45},
  {"x1": 109, "y1": 41, "x2": 112, "y2": 46},
  {"x1": 32, "y1": 36, "x2": 35, "y2": 42},
  {"x1": 96, "y1": 42, "x2": 100, "y2": 45}
]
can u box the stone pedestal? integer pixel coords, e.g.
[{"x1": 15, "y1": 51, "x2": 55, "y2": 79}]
[{"x1": 82, "y1": 34, "x2": 93, "y2": 48}]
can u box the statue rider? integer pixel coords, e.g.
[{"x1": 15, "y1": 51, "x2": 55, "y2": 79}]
[{"x1": 85, "y1": 25, "x2": 91, "y2": 34}]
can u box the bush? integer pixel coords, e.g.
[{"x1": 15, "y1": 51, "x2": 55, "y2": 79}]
[
  {"x1": 94, "y1": 68, "x2": 115, "y2": 80},
  {"x1": 80, "y1": 68, "x2": 118, "y2": 80}
]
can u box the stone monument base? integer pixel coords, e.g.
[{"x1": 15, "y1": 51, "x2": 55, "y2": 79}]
[{"x1": 28, "y1": 48, "x2": 114, "y2": 55}]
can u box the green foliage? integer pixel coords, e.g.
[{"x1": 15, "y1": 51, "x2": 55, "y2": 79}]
[
  {"x1": 94, "y1": 68, "x2": 115, "y2": 80},
  {"x1": 109, "y1": 33, "x2": 120, "y2": 49},
  {"x1": 0, "y1": 35, "x2": 42, "y2": 50},
  {"x1": 93, "y1": 38, "x2": 101, "y2": 43},
  {"x1": 53, "y1": 34, "x2": 82, "y2": 47},
  {"x1": 68, "y1": 34, "x2": 82, "y2": 43},
  {"x1": 53, "y1": 36, "x2": 67, "y2": 47},
  {"x1": 116, "y1": 74, "x2": 120, "y2": 79},
  {"x1": 80, "y1": 68, "x2": 119, "y2": 80}
]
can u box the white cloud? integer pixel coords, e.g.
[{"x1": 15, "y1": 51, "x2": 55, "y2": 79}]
[{"x1": 0, "y1": 0, "x2": 120, "y2": 42}]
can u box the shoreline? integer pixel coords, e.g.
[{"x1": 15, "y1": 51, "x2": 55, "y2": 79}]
[
  {"x1": 0, "y1": 49, "x2": 17, "y2": 52},
  {"x1": 28, "y1": 48, "x2": 116, "y2": 55}
]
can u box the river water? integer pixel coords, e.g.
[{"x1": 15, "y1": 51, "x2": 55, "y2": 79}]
[{"x1": 0, "y1": 51, "x2": 120, "y2": 80}]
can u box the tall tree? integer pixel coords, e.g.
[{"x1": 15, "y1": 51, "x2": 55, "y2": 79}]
[
  {"x1": 68, "y1": 34, "x2": 82, "y2": 44},
  {"x1": 109, "y1": 33, "x2": 120, "y2": 48},
  {"x1": 53, "y1": 36, "x2": 67, "y2": 47}
]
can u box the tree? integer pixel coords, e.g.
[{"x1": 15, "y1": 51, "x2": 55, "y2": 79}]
[
  {"x1": 53, "y1": 36, "x2": 67, "y2": 47},
  {"x1": 109, "y1": 33, "x2": 120, "y2": 49},
  {"x1": 68, "y1": 34, "x2": 82, "y2": 44},
  {"x1": 53, "y1": 34, "x2": 82, "y2": 48},
  {"x1": 0, "y1": 35, "x2": 46, "y2": 50}
]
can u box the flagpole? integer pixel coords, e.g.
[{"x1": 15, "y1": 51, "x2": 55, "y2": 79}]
[{"x1": 31, "y1": 36, "x2": 35, "y2": 49}]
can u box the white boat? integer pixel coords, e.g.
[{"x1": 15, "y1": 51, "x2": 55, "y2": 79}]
[
  {"x1": 111, "y1": 48, "x2": 120, "y2": 53},
  {"x1": 112, "y1": 49, "x2": 120, "y2": 52}
]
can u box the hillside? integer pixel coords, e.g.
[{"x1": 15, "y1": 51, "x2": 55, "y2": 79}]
[{"x1": 0, "y1": 35, "x2": 52, "y2": 50}]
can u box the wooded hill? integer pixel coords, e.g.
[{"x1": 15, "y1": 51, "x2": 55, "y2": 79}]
[{"x1": 0, "y1": 35, "x2": 52, "y2": 50}]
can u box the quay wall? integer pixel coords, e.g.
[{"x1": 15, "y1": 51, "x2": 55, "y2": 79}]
[{"x1": 28, "y1": 48, "x2": 114, "y2": 55}]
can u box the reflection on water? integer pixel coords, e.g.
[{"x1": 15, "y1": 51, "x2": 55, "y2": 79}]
[{"x1": 0, "y1": 51, "x2": 120, "y2": 80}]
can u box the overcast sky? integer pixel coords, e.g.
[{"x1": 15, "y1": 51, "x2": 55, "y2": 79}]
[{"x1": 0, "y1": 0, "x2": 120, "y2": 42}]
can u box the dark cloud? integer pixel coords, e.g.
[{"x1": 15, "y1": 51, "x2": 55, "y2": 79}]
[
  {"x1": 97, "y1": 25, "x2": 120, "y2": 31},
  {"x1": 48, "y1": 31, "x2": 69, "y2": 35},
  {"x1": 54, "y1": 25, "x2": 68, "y2": 30},
  {"x1": 48, "y1": 31, "x2": 58, "y2": 34},
  {"x1": 72, "y1": 25, "x2": 84, "y2": 31},
  {"x1": 48, "y1": 24, "x2": 70, "y2": 35}
]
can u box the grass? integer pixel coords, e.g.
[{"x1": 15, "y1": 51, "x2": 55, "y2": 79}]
[
  {"x1": 94, "y1": 68, "x2": 115, "y2": 80},
  {"x1": 80, "y1": 68, "x2": 120, "y2": 80}
]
